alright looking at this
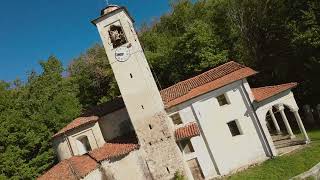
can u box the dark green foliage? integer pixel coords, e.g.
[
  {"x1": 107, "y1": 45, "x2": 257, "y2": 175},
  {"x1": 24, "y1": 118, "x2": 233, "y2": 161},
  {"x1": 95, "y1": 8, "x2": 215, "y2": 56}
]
[
  {"x1": 174, "y1": 171, "x2": 186, "y2": 180},
  {"x1": 69, "y1": 44, "x2": 120, "y2": 108},
  {"x1": 0, "y1": 56, "x2": 81, "y2": 179},
  {"x1": 140, "y1": 0, "x2": 232, "y2": 87},
  {"x1": 0, "y1": 0, "x2": 320, "y2": 179},
  {"x1": 227, "y1": 0, "x2": 320, "y2": 104}
]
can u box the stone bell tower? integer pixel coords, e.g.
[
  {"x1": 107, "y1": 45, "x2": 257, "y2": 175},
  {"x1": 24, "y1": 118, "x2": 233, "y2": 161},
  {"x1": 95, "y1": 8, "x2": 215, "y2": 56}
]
[{"x1": 92, "y1": 5, "x2": 186, "y2": 179}]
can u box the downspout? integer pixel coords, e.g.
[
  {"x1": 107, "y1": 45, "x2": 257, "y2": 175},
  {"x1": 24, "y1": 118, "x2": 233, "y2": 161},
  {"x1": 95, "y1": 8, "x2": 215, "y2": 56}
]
[{"x1": 241, "y1": 79, "x2": 274, "y2": 157}]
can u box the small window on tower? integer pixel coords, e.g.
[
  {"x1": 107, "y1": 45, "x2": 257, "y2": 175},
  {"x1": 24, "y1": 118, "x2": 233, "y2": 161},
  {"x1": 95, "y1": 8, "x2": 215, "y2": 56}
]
[{"x1": 108, "y1": 24, "x2": 127, "y2": 48}]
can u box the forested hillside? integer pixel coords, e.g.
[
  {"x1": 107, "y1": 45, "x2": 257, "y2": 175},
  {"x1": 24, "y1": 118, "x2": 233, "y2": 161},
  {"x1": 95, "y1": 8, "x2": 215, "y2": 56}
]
[{"x1": 0, "y1": 0, "x2": 319, "y2": 179}]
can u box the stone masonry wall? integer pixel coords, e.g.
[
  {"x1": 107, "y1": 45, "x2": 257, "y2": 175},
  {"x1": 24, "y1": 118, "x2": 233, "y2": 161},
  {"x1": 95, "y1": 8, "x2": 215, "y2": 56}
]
[{"x1": 132, "y1": 111, "x2": 186, "y2": 180}]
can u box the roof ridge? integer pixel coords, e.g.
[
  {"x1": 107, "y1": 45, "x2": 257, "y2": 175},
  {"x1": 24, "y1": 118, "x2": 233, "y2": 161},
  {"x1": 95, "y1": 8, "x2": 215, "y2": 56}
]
[
  {"x1": 252, "y1": 82, "x2": 297, "y2": 90},
  {"x1": 160, "y1": 61, "x2": 241, "y2": 92}
]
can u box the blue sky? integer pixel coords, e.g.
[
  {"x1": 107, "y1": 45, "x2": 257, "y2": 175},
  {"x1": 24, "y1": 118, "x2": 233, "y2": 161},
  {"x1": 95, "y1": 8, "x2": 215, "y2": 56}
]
[{"x1": 0, "y1": 0, "x2": 170, "y2": 82}]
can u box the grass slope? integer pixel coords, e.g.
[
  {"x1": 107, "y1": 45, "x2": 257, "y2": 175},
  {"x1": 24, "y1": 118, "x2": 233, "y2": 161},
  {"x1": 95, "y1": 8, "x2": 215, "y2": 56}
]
[{"x1": 228, "y1": 130, "x2": 320, "y2": 180}]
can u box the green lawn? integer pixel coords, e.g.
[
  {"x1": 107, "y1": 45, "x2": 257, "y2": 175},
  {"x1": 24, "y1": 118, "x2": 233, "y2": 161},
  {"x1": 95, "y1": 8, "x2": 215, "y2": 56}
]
[{"x1": 228, "y1": 130, "x2": 320, "y2": 180}]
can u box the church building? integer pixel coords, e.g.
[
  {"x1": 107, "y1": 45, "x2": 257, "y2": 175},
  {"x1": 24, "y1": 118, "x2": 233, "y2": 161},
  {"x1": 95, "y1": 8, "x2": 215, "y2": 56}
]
[{"x1": 39, "y1": 5, "x2": 310, "y2": 180}]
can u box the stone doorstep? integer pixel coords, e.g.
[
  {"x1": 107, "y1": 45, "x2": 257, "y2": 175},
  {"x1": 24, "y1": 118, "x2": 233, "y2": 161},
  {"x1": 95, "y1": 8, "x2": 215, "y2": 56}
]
[
  {"x1": 277, "y1": 144, "x2": 304, "y2": 156},
  {"x1": 274, "y1": 139, "x2": 305, "y2": 149},
  {"x1": 271, "y1": 134, "x2": 290, "y2": 142},
  {"x1": 271, "y1": 134, "x2": 305, "y2": 149}
]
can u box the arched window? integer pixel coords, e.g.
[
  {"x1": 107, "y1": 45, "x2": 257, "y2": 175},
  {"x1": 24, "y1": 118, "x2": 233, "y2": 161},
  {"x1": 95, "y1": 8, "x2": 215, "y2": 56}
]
[
  {"x1": 108, "y1": 24, "x2": 127, "y2": 48},
  {"x1": 76, "y1": 136, "x2": 92, "y2": 155}
]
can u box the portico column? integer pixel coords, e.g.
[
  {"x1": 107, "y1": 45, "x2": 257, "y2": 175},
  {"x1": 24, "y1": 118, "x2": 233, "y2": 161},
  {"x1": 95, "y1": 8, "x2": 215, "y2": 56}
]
[
  {"x1": 291, "y1": 108, "x2": 310, "y2": 143},
  {"x1": 268, "y1": 109, "x2": 281, "y2": 134},
  {"x1": 277, "y1": 104, "x2": 296, "y2": 139}
]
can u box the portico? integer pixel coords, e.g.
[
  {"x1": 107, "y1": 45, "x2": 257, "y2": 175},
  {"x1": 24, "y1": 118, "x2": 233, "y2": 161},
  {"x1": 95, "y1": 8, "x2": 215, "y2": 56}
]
[{"x1": 252, "y1": 83, "x2": 310, "y2": 156}]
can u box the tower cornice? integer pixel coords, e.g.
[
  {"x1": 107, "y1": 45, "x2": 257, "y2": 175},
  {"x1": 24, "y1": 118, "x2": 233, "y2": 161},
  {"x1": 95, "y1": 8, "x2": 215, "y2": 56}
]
[{"x1": 91, "y1": 6, "x2": 135, "y2": 26}]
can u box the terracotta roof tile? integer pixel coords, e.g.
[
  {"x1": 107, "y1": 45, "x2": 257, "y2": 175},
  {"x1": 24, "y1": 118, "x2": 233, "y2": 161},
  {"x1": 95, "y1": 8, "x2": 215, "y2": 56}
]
[
  {"x1": 89, "y1": 142, "x2": 139, "y2": 162},
  {"x1": 160, "y1": 61, "x2": 257, "y2": 108},
  {"x1": 39, "y1": 135, "x2": 139, "y2": 179},
  {"x1": 38, "y1": 155, "x2": 97, "y2": 180},
  {"x1": 175, "y1": 122, "x2": 200, "y2": 141},
  {"x1": 52, "y1": 116, "x2": 99, "y2": 138},
  {"x1": 89, "y1": 133, "x2": 139, "y2": 162},
  {"x1": 251, "y1": 82, "x2": 298, "y2": 102},
  {"x1": 53, "y1": 61, "x2": 256, "y2": 138}
]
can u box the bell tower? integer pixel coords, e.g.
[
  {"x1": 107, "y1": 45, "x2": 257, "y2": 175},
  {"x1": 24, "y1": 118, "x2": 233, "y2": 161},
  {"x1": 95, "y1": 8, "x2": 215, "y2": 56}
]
[{"x1": 92, "y1": 5, "x2": 185, "y2": 179}]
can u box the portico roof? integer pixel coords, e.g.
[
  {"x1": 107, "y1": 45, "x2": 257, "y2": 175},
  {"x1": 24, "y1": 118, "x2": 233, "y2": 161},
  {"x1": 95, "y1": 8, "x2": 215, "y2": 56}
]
[
  {"x1": 52, "y1": 116, "x2": 99, "y2": 138},
  {"x1": 175, "y1": 122, "x2": 201, "y2": 141},
  {"x1": 251, "y1": 82, "x2": 298, "y2": 102}
]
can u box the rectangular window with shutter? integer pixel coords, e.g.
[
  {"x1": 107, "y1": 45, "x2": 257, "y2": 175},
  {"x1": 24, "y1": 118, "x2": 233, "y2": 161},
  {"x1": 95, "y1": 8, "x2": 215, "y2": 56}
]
[
  {"x1": 170, "y1": 113, "x2": 183, "y2": 125},
  {"x1": 227, "y1": 120, "x2": 242, "y2": 136},
  {"x1": 217, "y1": 94, "x2": 230, "y2": 106}
]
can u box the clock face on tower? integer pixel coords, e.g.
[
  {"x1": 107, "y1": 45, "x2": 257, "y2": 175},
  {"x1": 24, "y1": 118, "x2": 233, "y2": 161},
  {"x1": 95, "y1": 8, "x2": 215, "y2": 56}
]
[{"x1": 115, "y1": 46, "x2": 130, "y2": 62}]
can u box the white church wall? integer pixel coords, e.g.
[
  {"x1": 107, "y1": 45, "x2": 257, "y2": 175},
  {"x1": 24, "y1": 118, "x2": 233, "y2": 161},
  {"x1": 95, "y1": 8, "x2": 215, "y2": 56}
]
[
  {"x1": 179, "y1": 106, "x2": 196, "y2": 123},
  {"x1": 189, "y1": 136, "x2": 218, "y2": 178},
  {"x1": 100, "y1": 150, "x2": 146, "y2": 180},
  {"x1": 69, "y1": 126, "x2": 99, "y2": 156},
  {"x1": 168, "y1": 107, "x2": 218, "y2": 178},
  {"x1": 54, "y1": 122, "x2": 106, "y2": 158},
  {"x1": 98, "y1": 108, "x2": 133, "y2": 141},
  {"x1": 243, "y1": 79, "x2": 255, "y2": 102},
  {"x1": 168, "y1": 80, "x2": 267, "y2": 176},
  {"x1": 191, "y1": 80, "x2": 267, "y2": 175},
  {"x1": 52, "y1": 136, "x2": 72, "y2": 161},
  {"x1": 83, "y1": 168, "x2": 103, "y2": 180},
  {"x1": 83, "y1": 150, "x2": 147, "y2": 180}
]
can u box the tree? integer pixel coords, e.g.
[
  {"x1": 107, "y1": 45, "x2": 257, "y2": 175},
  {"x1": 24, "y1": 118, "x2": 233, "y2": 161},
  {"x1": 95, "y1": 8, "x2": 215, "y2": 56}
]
[
  {"x1": 69, "y1": 44, "x2": 120, "y2": 108},
  {"x1": 227, "y1": 0, "x2": 320, "y2": 104},
  {"x1": 0, "y1": 56, "x2": 81, "y2": 179}
]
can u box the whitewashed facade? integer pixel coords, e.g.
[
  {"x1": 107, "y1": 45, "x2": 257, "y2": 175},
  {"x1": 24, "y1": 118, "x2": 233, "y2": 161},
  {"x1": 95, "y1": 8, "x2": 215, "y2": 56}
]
[{"x1": 40, "y1": 5, "x2": 310, "y2": 180}]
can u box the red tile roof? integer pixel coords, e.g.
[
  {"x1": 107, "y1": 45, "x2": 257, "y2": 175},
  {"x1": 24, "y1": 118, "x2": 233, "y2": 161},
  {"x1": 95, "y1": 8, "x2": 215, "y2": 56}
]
[
  {"x1": 53, "y1": 61, "x2": 256, "y2": 139},
  {"x1": 38, "y1": 155, "x2": 98, "y2": 180},
  {"x1": 89, "y1": 142, "x2": 139, "y2": 162},
  {"x1": 53, "y1": 116, "x2": 99, "y2": 138},
  {"x1": 39, "y1": 136, "x2": 139, "y2": 180},
  {"x1": 251, "y1": 82, "x2": 298, "y2": 102},
  {"x1": 160, "y1": 61, "x2": 257, "y2": 108},
  {"x1": 175, "y1": 122, "x2": 201, "y2": 141}
]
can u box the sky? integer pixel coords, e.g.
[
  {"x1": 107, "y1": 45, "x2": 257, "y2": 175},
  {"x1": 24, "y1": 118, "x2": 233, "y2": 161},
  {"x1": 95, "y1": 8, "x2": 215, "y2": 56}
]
[{"x1": 0, "y1": 0, "x2": 171, "y2": 82}]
